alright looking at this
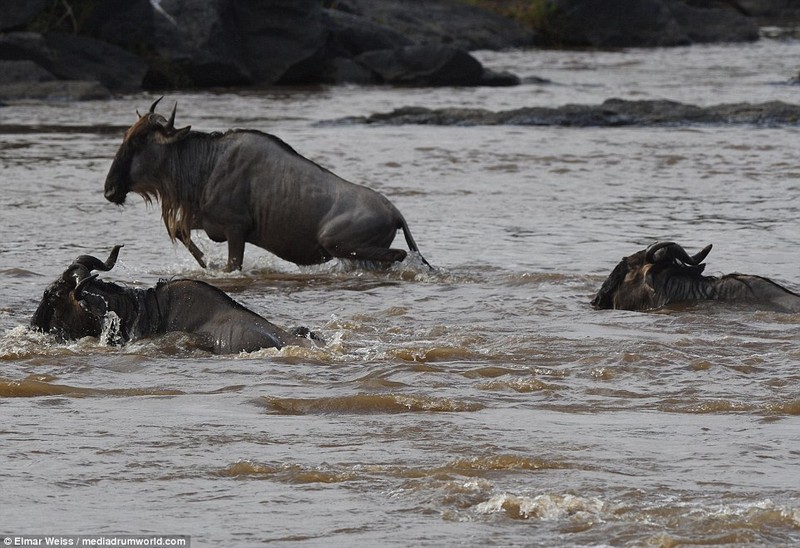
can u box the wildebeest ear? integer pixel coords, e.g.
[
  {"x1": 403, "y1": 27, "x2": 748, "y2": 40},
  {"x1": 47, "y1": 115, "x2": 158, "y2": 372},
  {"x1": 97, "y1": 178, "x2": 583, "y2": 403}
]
[{"x1": 156, "y1": 125, "x2": 192, "y2": 144}]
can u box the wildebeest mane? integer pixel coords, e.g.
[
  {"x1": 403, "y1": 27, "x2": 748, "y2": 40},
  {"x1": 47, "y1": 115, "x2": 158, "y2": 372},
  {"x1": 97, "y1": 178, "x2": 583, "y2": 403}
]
[
  {"x1": 225, "y1": 129, "x2": 301, "y2": 156},
  {"x1": 79, "y1": 279, "x2": 162, "y2": 342}
]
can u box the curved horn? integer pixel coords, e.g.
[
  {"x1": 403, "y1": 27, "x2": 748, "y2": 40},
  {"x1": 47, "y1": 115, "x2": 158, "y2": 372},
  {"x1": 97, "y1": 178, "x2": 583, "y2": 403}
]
[
  {"x1": 646, "y1": 242, "x2": 712, "y2": 266},
  {"x1": 690, "y1": 244, "x2": 713, "y2": 264},
  {"x1": 645, "y1": 241, "x2": 675, "y2": 264},
  {"x1": 149, "y1": 96, "x2": 164, "y2": 114},
  {"x1": 73, "y1": 274, "x2": 99, "y2": 299},
  {"x1": 74, "y1": 245, "x2": 123, "y2": 272}
]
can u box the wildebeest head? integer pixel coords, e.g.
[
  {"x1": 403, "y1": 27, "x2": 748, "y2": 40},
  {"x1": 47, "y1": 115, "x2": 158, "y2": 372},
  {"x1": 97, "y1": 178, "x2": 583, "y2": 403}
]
[
  {"x1": 591, "y1": 241, "x2": 713, "y2": 311},
  {"x1": 104, "y1": 97, "x2": 191, "y2": 205},
  {"x1": 31, "y1": 245, "x2": 123, "y2": 341}
]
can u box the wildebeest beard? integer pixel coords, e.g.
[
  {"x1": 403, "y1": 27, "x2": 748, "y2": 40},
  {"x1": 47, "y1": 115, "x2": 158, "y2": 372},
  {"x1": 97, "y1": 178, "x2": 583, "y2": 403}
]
[{"x1": 590, "y1": 258, "x2": 630, "y2": 310}]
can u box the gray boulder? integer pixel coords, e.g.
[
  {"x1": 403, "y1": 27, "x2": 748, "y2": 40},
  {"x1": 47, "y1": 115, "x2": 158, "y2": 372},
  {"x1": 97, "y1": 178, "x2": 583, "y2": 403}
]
[
  {"x1": 0, "y1": 58, "x2": 109, "y2": 102},
  {"x1": 357, "y1": 45, "x2": 518, "y2": 87},
  {"x1": 234, "y1": 0, "x2": 328, "y2": 85},
  {"x1": 0, "y1": 80, "x2": 110, "y2": 102},
  {"x1": 0, "y1": 31, "x2": 146, "y2": 92},
  {"x1": 149, "y1": 0, "x2": 251, "y2": 86},
  {"x1": 0, "y1": 59, "x2": 55, "y2": 83},
  {"x1": 548, "y1": 0, "x2": 759, "y2": 47},
  {"x1": 84, "y1": 0, "x2": 326, "y2": 87},
  {"x1": 323, "y1": 9, "x2": 413, "y2": 57},
  {"x1": 43, "y1": 32, "x2": 148, "y2": 91},
  {"x1": 0, "y1": 0, "x2": 48, "y2": 32}
]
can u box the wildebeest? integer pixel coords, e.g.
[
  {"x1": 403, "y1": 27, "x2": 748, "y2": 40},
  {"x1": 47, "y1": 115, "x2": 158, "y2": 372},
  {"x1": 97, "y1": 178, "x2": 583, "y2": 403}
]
[
  {"x1": 591, "y1": 241, "x2": 800, "y2": 312},
  {"x1": 104, "y1": 97, "x2": 430, "y2": 271},
  {"x1": 31, "y1": 245, "x2": 321, "y2": 354}
]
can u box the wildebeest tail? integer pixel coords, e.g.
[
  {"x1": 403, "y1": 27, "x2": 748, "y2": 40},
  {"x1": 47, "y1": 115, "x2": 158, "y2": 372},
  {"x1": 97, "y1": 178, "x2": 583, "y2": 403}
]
[{"x1": 399, "y1": 217, "x2": 432, "y2": 269}]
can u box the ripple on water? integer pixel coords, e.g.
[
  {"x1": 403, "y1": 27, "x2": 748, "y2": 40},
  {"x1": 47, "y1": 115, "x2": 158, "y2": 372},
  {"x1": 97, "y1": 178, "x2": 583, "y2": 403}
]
[{"x1": 253, "y1": 393, "x2": 485, "y2": 415}]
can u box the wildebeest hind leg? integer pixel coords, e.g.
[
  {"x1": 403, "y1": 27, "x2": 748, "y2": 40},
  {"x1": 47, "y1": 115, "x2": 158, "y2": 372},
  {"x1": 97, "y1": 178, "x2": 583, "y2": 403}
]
[
  {"x1": 225, "y1": 234, "x2": 246, "y2": 271},
  {"x1": 328, "y1": 244, "x2": 407, "y2": 264}
]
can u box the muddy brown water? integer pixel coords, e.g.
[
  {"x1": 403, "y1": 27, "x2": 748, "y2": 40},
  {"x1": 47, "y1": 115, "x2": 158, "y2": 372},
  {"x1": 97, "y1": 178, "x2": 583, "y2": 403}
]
[{"x1": 1, "y1": 40, "x2": 799, "y2": 546}]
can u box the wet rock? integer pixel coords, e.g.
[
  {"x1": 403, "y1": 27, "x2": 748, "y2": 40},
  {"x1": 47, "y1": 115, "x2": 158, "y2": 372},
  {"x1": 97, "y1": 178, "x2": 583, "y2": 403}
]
[
  {"x1": 3, "y1": 0, "x2": 522, "y2": 90},
  {"x1": 235, "y1": 0, "x2": 328, "y2": 85},
  {"x1": 738, "y1": 0, "x2": 800, "y2": 23},
  {"x1": 321, "y1": 57, "x2": 379, "y2": 85},
  {"x1": 548, "y1": 0, "x2": 758, "y2": 47},
  {"x1": 42, "y1": 32, "x2": 148, "y2": 91},
  {"x1": 0, "y1": 80, "x2": 110, "y2": 102},
  {"x1": 357, "y1": 45, "x2": 489, "y2": 86},
  {"x1": 323, "y1": 9, "x2": 413, "y2": 57},
  {"x1": 332, "y1": 99, "x2": 800, "y2": 127},
  {"x1": 0, "y1": 60, "x2": 56, "y2": 83},
  {"x1": 0, "y1": 0, "x2": 48, "y2": 32},
  {"x1": 0, "y1": 31, "x2": 146, "y2": 92},
  {"x1": 147, "y1": 0, "x2": 251, "y2": 87}
]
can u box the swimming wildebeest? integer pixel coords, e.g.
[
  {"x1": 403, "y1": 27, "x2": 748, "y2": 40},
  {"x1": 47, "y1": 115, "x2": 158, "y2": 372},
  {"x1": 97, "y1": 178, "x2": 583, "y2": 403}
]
[
  {"x1": 31, "y1": 245, "x2": 321, "y2": 354},
  {"x1": 104, "y1": 97, "x2": 430, "y2": 271},
  {"x1": 591, "y1": 241, "x2": 800, "y2": 312}
]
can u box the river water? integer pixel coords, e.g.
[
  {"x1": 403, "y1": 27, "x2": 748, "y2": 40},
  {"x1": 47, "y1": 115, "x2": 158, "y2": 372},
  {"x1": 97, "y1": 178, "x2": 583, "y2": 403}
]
[{"x1": 1, "y1": 39, "x2": 799, "y2": 546}]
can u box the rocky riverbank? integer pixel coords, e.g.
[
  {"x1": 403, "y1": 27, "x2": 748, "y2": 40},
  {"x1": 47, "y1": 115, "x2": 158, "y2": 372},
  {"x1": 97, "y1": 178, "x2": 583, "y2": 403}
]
[{"x1": 0, "y1": 0, "x2": 798, "y2": 103}]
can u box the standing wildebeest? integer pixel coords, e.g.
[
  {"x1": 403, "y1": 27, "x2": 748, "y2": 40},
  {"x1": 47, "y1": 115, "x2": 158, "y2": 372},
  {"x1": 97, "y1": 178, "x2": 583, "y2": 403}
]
[
  {"x1": 591, "y1": 241, "x2": 800, "y2": 312},
  {"x1": 31, "y1": 245, "x2": 321, "y2": 354},
  {"x1": 104, "y1": 97, "x2": 430, "y2": 271}
]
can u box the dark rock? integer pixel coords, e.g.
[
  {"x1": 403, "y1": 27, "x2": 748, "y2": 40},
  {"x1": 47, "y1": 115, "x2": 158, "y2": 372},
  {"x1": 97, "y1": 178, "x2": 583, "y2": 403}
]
[
  {"x1": 82, "y1": 0, "x2": 251, "y2": 87},
  {"x1": 321, "y1": 57, "x2": 379, "y2": 85},
  {"x1": 43, "y1": 32, "x2": 148, "y2": 91},
  {"x1": 357, "y1": 45, "x2": 487, "y2": 86},
  {"x1": 148, "y1": 0, "x2": 251, "y2": 87},
  {"x1": 0, "y1": 32, "x2": 50, "y2": 63},
  {"x1": 738, "y1": 0, "x2": 800, "y2": 21},
  {"x1": 0, "y1": 60, "x2": 56, "y2": 83},
  {"x1": 0, "y1": 31, "x2": 147, "y2": 91},
  {"x1": 82, "y1": 0, "x2": 155, "y2": 51},
  {"x1": 667, "y1": 1, "x2": 759, "y2": 43},
  {"x1": 330, "y1": 99, "x2": 800, "y2": 126},
  {"x1": 550, "y1": 0, "x2": 689, "y2": 47},
  {"x1": 234, "y1": 0, "x2": 328, "y2": 85},
  {"x1": 323, "y1": 9, "x2": 413, "y2": 57},
  {"x1": 0, "y1": 80, "x2": 110, "y2": 102},
  {"x1": 0, "y1": 0, "x2": 48, "y2": 32},
  {"x1": 479, "y1": 69, "x2": 521, "y2": 87},
  {"x1": 84, "y1": 0, "x2": 327, "y2": 87},
  {"x1": 334, "y1": 0, "x2": 535, "y2": 50},
  {"x1": 549, "y1": 0, "x2": 759, "y2": 47}
]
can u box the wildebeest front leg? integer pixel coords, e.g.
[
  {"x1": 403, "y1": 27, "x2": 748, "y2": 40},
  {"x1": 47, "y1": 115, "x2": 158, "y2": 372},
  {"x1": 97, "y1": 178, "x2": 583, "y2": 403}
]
[{"x1": 177, "y1": 230, "x2": 206, "y2": 268}]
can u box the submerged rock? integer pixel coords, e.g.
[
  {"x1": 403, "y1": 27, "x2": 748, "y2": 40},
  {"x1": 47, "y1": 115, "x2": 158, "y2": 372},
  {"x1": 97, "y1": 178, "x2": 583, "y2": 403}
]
[{"x1": 330, "y1": 99, "x2": 800, "y2": 127}]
